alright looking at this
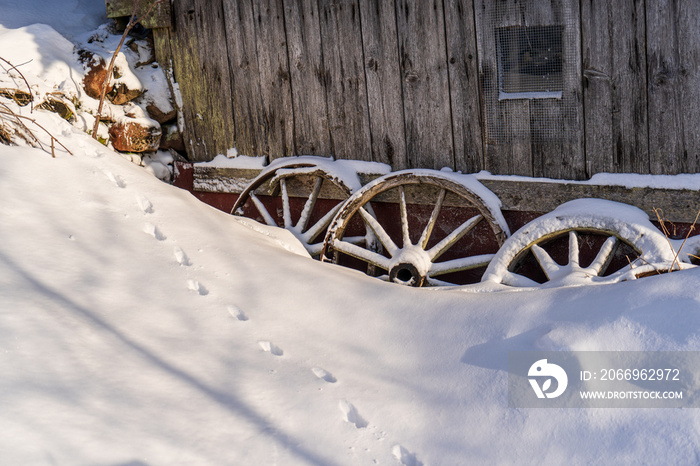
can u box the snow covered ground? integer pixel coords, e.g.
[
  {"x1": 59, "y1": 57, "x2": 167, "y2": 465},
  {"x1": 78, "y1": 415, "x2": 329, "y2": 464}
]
[{"x1": 2, "y1": 3, "x2": 700, "y2": 465}]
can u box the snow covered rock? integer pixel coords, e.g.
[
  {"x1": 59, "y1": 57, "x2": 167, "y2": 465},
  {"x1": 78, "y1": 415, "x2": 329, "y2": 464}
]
[
  {"x1": 135, "y1": 63, "x2": 177, "y2": 124},
  {"x1": 80, "y1": 50, "x2": 142, "y2": 105},
  {"x1": 108, "y1": 54, "x2": 142, "y2": 105},
  {"x1": 37, "y1": 96, "x2": 75, "y2": 122},
  {"x1": 80, "y1": 51, "x2": 112, "y2": 100},
  {"x1": 146, "y1": 100, "x2": 176, "y2": 124},
  {"x1": 109, "y1": 114, "x2": 161, "y2": 152},
  {"x1": 159, "y1": 122, "x2": 184, "y2": 151}
]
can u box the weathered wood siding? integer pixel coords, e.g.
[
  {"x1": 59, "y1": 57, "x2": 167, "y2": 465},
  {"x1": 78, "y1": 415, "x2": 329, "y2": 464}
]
[{"x1": 110, "y1": 0, "x2": 700, "y2": 179}]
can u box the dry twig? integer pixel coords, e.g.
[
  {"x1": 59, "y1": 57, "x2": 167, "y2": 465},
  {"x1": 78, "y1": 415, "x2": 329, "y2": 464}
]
[
  {"x1": 0, "y1": 56, "x2": 34, "y2": 111},
  {"x1": 653, "y1": 207, "x2": 700, "y2": 272},
  {"x1": 0, "y1": 104, "x2": 73, "y2": 157},
  {"x1": 0, "y1": 57, "x2": 73, "y2": 157}
]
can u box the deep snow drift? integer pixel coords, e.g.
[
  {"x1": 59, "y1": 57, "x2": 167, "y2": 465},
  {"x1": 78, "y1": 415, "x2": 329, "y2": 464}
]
[{"x1": 2, "y1": 4, "x2": 700, "y2": 465}]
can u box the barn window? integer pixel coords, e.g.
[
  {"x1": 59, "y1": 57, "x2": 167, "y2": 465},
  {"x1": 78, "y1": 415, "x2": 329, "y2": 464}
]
[{"x1": 496, "y1": 25, "x2": 563, "y2": 99}]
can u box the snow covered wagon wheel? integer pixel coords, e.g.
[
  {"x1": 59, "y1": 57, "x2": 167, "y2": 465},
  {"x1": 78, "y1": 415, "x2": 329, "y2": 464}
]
[
  {"x1": 482, "y1": 199, "x2": 696, "y2": 289},
  {"x1": 321, "y1": 170, "x2": 510, "y2": 287},
  {"x1": 231, "y1": 157, "x2": 361, "y2": 257}
]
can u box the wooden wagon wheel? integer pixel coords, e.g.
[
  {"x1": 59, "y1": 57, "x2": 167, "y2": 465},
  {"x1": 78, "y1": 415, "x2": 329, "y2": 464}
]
[
  {"x1": 482, "y1": 199, "x2": 694, "y2": 288},
  {"x1": 321, "y1": 170, "x2": 510, "y2": 287},
  {"x1": 231, "y1": 158, "x2": 357, "y2": 257}
]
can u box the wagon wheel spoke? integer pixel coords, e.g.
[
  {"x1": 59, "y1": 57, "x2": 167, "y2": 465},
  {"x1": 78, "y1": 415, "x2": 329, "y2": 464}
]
[
  {"x1": 398, "y1": 185, "x2": 411, "y2": 246},
  {"x1": 428, "y1": 214, "x2": 483, "y2": 262},
  {"x1": 301, "y1": 201, "x2": 344, "y2": 244},
  {"x1": 332, "y1": 239, "x2": 391, "y2": 271},
  {"x1": 358, "y1": 206, "x2": 399, "y2": 257},
  {"x1": 296, "y1": 176, "x2": 323, "y2": 232},
  {"x1": 362, "y1": 203, "x2": 382, "y2": 253},
  {"x1": 568, "y1": 231, "x2": 580, "y2": 267},
  {"x1": 426, "y1": 276, "x2": 458, "y2": 287},
  {"x1": 305, "y1": 243, "x2": 325, "y2": 257},
  {"x1": 249, "y1": 193, "x2": 277, "y2": 227},
  {"x1": 531, "y1": 244, "x2": 560, "y2": 280},
  {"x1": 279, "y1": 178, "x2": 293, "y2": 229},
  {"x1": 501, "y1": 271, "x2": 541, "y2": 287},
  {"x1": 419, "y1": 188, "x2": 446, "y2": 249},
  {"x1": 587, "y1": 236, "x2": 618, "y2": 275},
  {"x1": 596, "y1": 262, "x2": 639, "y2": 282},
  {"x1": 428, "y1": 254, "x2": 495, "y2": 277}
]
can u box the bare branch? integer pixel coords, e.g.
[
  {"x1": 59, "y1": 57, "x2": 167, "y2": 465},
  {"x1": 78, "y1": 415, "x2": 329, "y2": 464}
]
[
  {"x1": 0, "y1": 105, "x2": 73, "y2": 157},
  {"x1": 0, "y1": 56, "x2": 34, "y2": 111}
]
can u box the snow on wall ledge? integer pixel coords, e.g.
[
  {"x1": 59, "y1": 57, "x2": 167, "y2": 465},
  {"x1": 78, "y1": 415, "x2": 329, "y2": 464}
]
[{"x1": 188, "y1": 156, "x2": 700, "y2": 223}]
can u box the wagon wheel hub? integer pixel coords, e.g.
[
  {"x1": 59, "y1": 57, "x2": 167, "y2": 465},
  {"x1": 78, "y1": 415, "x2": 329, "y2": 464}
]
[
  {"x1": 389, "y1": 246, "x2": 432, "y2": 287},
  {"x1": 389, "y1": 263, "x2": 424, "y2": 287}
]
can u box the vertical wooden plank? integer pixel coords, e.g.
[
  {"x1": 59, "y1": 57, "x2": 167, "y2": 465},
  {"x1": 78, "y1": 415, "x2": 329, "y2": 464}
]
[
  {"x1": 395, "y1": 0, "x2": 455, "y2": 170},
  {"x1": 318, "y1": 0, "x2": 372, "y2": 161},
  {"x1": 169, "y1": 0, "x2": 235, "y2": 161},
  {"x1": 152, "y1": 27, "x2": 188, "y2": 147},
  {"x1": 222, "y1": 0, "x2": 266, "y2": 157},
  {"x1": 528, "y1": 0, "x2": 585, "y2": 180},
  {"x1": 647, "y1": 0, "x2": 700, "y2": 174},
  {"x1": 581, "y1": 0, "x2": 648, "y2": 175},
  {"x1": 283, "y1": 0, "x2": 332, "y2": 155},
  {"x1": 475, "y1": 0, "x2": 533, "y2": 176},
  {"x1": 475, "y1": 0, "x2": 585, "y2": 179},
  {"x1": 252, "y1": 0, "x2": 295, "y2": 160},
  {"x1": 444, "y1": 0, "x2": 484, "y2": 174},
  {"x1": 359, "y1": 0, "x2": 408, "y2": 168}
]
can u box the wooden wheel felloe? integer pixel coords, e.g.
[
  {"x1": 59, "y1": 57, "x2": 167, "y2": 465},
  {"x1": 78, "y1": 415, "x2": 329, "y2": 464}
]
[
  {"x1": 482, "y1": 199, "x2": 694, "y2": 288},
  {"x1": 231, "y1": 157, "x2": 360, "y2": 257},
  {"x1": 322, "y1": 170, "x2": 510, "y2": 287}
]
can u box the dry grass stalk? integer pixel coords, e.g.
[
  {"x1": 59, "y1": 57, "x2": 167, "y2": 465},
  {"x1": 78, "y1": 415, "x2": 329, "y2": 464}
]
[{"x1": 652, "y1": 207, "x2": 700, "y2": 272}]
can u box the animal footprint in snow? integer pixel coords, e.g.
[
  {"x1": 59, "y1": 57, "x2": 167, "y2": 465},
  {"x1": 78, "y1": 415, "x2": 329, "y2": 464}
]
[
  {"x1": 258, "y1": 340, "x2": 283, "y2": 356},
  {"x1": 187, "y1": 279, "x2": 208, "y2": 296},
  {"x1": 143, "y1": 222, "x2": 166, "y2": 240},
  {"x1": 392, "y1": 445, "x2": 423, "y2": 466},
  {"x1": 338, "y1": 400, "x2": 367, "y2": 428},
  {"x1": 227, "y1": 304, "x2": 248, "y2": 321},
  {"x1": 174, "y1": 246, "x2": 190, "y2": 266},
  {"x1": 136, "y1": 194, "x2": 153, "y2": 214},
  {"x1": 103, "y1": 170, "x2": 126, "y2": 188},
  {"x1": 311, "y1": 367, "x2": 336, "y2": 383}
]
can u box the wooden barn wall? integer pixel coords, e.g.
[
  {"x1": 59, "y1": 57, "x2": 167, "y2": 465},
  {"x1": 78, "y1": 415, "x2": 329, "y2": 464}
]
[{"x1": 141, "y1": 0, "x2": 700, "y2": 179}]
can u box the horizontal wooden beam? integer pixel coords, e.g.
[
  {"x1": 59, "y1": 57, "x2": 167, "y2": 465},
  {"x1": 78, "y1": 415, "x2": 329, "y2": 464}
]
[
  {"x1": 191, "y1": 166, "x2": 700, "y2": 223},
  {"x1": 482, "y1": 179, "x2": 699, "y2": 224},
  {"x1": 105, "y1": 0, "x2": 171, "y2": 29}
]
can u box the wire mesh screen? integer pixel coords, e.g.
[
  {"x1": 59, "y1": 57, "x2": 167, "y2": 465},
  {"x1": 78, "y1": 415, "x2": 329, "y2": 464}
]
[
  {"x1": 484, "y1": 1, "x2": 579, "y2": 143},
  {"x1": 497, "y1": 25, "x2": 563, "y2": 97}
]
